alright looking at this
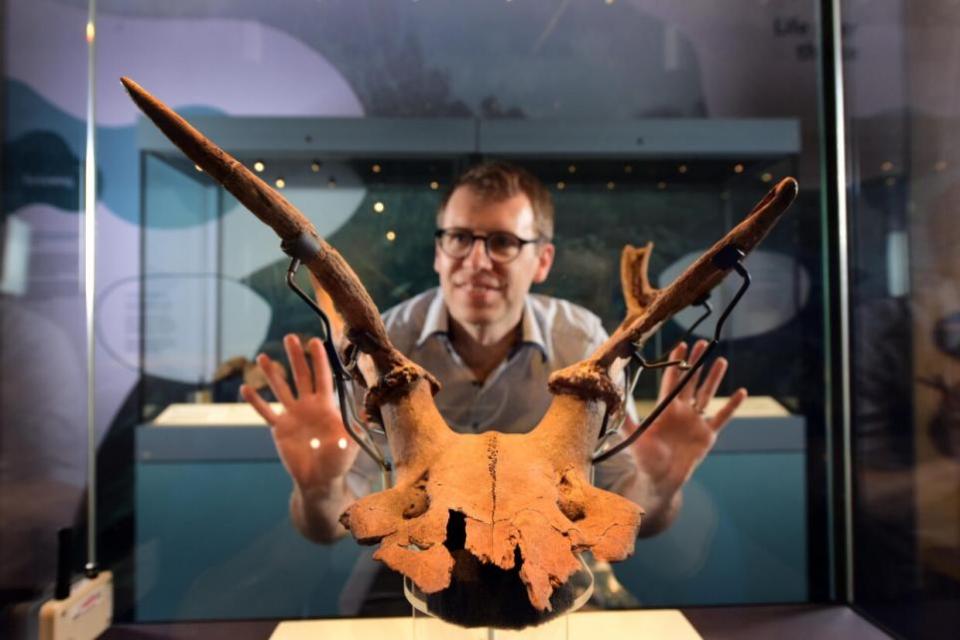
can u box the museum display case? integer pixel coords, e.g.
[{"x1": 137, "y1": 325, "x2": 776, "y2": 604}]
[{"x1": 1, "y1": 1, "x2": 957, "y2": 639}]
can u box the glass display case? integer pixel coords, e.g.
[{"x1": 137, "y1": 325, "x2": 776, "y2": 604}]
[
  {"x1": 116, "y1": 116, "x2": 816, "y2": 623},
  {"x1": 1, "y1": 1, "x2": 957, "y2": 639}
]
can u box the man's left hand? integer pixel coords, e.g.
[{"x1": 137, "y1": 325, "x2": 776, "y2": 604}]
[{"x1": 630, "y1": 339, "x2": 747, "y2": 532}]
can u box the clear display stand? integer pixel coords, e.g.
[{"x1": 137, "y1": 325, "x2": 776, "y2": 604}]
[{"x1": 405, "y1": 557, "x2": 594, "y2": 639}]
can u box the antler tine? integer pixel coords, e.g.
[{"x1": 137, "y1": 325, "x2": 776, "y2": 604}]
[
  {"x1": 619, "y1": 242, "x2": 658, "y2": 327},
  {"x1": 120, "y1": 77, "x2": 400, "y2": 372}
]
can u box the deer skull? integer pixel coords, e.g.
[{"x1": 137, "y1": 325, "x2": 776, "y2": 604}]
[{"x1": 122, "y1": 77, "x2": 798, "y2": 628}]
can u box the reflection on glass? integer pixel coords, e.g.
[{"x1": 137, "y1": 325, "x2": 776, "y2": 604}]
[{"x1": 845, "y1": 1, "x2": 960, "y2": 637}]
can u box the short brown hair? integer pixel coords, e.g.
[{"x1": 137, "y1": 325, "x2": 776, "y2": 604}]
[{"x1": 437, "y1": 162, "x2": 554, "y2": 239}]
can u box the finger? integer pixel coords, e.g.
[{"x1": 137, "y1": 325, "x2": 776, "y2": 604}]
[
  {"x1": 284, "y1": 334, "x2": 314, "y2": 397},
  {"x1": 256, "y1": 353, "x2": 296, "y2": 407},
  {"x1": 658, "y1": 342, "x2": 688, "y2": 402},
  {"x1": 694, "y1": 357, "x2": 728, "y2": 412},
  {"x1": 308, "y1": 337, "x2": 334, "y2": 395},
  {"x1": 679, "y1": 339, "x2": 709, "y2": 401},
  {"x1": 709, "y1": 387, "x2": 747, "y2": 432},
  {"x1": 240, "y1": 384, "x2": 279, "y2": 424}
]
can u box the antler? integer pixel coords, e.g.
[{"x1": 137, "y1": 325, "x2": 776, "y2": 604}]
[
  {"x1": 120, "y1": 77, "x2": 448, "y2": 456},
  {"x1": 545, "y1": 178, "x2": 798, "y2": 435}
]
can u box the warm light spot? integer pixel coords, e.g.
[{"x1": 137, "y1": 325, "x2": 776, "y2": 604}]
[
  {"x1": 337, "y1": 437, "x2": 348, "y2": 450},
  {"x1": 881, "y1": 161, "x2": 894, "y2": 172},
  {"x1": 657, "y1": 181, "x2": 667, "y2": 190},
  {"x1": 567, "y1": 164, "x2": 577, "y2": 174},
  {"x1": 372, "y1": 163, "x2": 382, "y2": 174},
  {"x1": 86, "y1": 22, "x2": 95, "y2": 43},
  {"x1": 935, "y1": 160, "x2": 947, "y2": 172},
  {"x1": 624, "y1": 164, "x2": 634, "y2": 174},
  {"x1": 386, "y1": 230, "x2": 397, "y2": 242},
  {"x1": 194, "y1": 164, "x2": 203, "y2": 173},
  {"x1": 605, "y1": 0, "x2": 616, "y2": 4},
  {"x1": 429, "y1": 180, "x2": 440, "y2": 190},
  {"x1": 253, "y1": 160, "x2": 265, "y2": 173},
  {"x1": 373, "y1": 201, "x2": 386, "y2": 213},
  {"x1": 606, "y1": 181, "x2": 616, "y2": 190},
  {"x1": 556, "y1": 181, "x2": 566, "y2": 190},
  {"x1": 275, "y1": 177, "x2": 286, "y2": 189},
  {"x1": 309, "y1": 438, "x2": 321, "y2": 450},
  {"x1": 734, "y1": 163, "x2": 744, "y2": 174},
  {"x1": 310, "y1": 161, "x2": 322, "y2": 173},
  {"x1": 678, "y1": 164, "x2": 688, "y2": 174},
  {"x1": 761, "y1": 172, "x2": 773, "y2": 183}
]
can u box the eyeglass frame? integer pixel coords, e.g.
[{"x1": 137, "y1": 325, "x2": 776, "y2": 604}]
[{"x1": 433, "y1": 227, "x2": 548, "y2": 264}]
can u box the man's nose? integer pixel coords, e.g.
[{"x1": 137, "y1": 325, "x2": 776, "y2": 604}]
[{"x1": 463, "y1": 236, "x2": 493, "y2": 269}]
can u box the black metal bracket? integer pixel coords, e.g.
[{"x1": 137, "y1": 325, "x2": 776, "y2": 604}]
[
  {"x1": 593, "y1": 246, "x2": 750, "y2": 464},
  {"x1": 284, "y1": 248, "x2": 391, "y2": 472}
]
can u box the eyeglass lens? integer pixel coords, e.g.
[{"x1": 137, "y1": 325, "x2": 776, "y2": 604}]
[{"x1": 438, "y1": 230, "x2": 524, "y2": 262}]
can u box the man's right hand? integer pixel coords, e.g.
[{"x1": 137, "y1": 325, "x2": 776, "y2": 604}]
[{"x1": 241, "y1": 334, "x2": 360, "y2": 492}]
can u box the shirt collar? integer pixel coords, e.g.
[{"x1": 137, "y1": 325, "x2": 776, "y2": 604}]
[
  {"x1": 519, "y1": 295, "x2": 550, "y2": 362},
  {"x1": 416, "y1": 289, "x2": 550, "y2": 362},
  {"x1": 415, "y1": 289, "x2": 450, "y2": 347}
]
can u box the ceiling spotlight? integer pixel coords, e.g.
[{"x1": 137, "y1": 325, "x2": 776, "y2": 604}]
[
  {"x1": 275, "y1": 177, "x2": 286, "y2": 189},
  {"x1": 657, "y1": 181, "x2": 667, "y2": 190},
  {"x1": 567, "y1": 164, "x2": 577, "y2": 174},
  {"x1": 386, "y1": 230, "x2": 397, "y2": 242},
  {"x1": 253, "y1": 160, "x2": 265, "y2": 173},
  {"x1": 606, "y1": 181, "x2": 616, "y2": 190},
  {"x1": 556, "y1": 181, "x2": 566, "y2": 190},
  {"x1": 372, "y1": 163, "x2": 382, "y2": 174},
  {"x1": 881, "y1": 161, "x2": 894, "y2": 172},
  {"x1": 678, "y1": 164, "x2": 688, "y2": 174},
  {"x1": 733, "y1": 163, "x2": 744, "y2": 174},
  {"x1": 429, "y1": 181, "x2": 440, "y2": 190},
  {"x1": 761, "y1": 172, "x2": 773, "y2": 183},
  {"x1": 310, "y1": 160, "x2": 322, "y2": 173},
  {"x1": 624, "y1": 164, "x2": 634, "y2": 174},
  {"x1": 373, "y1": 201, "x2": 386, "y2": 213}
]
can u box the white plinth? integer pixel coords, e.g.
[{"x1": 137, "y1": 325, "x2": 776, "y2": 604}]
[{"x1": 270, "y1": 609, "x2": 701, "y2": 639}]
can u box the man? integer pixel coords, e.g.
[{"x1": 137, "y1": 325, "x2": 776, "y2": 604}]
[{"x1": 241, "y1": 162, "x2": 746, "y2": 609}]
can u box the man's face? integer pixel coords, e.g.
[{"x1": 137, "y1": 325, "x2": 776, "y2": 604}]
[{"x1": 434, "y1": 186, "x2": 555, "y2": 334}]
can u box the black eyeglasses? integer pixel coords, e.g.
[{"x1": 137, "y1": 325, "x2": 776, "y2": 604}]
[{"x1": 434, "y1": 228, "x2": 544, "y2": 263}]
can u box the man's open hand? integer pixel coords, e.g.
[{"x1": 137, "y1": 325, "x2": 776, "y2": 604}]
[
  {"x1": 241, "y1": 334, "x2": 359, "y2": 491},
  {"x1": 632, "y1": 339, "x2": 747, "y2": 513}
]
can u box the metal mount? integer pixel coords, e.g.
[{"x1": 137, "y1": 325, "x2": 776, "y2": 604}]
[
  {"x1": 593, "y1": 245, "x2": 750, "y2": 464},
  {"x1": 284, "y1": 247, "x2": 392, "y2": 473}
]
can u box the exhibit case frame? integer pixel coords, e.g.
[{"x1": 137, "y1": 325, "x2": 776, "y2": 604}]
[{"x1": 1, "y1": 1, "x2": 958, "y2": 638}]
